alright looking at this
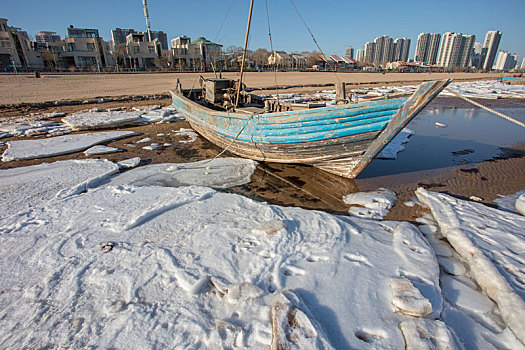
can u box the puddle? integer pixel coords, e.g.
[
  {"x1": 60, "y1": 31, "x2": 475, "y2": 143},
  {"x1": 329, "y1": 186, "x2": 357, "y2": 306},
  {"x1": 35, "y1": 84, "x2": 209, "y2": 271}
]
[
  {"x1": 230, "y1": 108, "x2": 525, "y2": 212},
  {"x1": 358, "y1": 107, "x2": 525, "y2": 178}
]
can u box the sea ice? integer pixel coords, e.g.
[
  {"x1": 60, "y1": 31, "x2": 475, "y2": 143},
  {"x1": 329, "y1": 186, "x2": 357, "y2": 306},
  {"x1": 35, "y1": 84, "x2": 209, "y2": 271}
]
[
  {"x1": 116, "y1": 157, "x2": 141, "y2": 169},
  {"x1": 2, "y1": 131, "x2": 138, "y2": 162},
  {"x1": 343, "y1": 188, "x2": 396, "y2": 219},
  {"x1": 172, "y1": 128, "x2": 198, "y2": 143},
  {"x1": 136, "y1": 137, "x2": 153, "y2": 143},
  {"x1": 0, "y1": 183, "x2": 442, "y2": 348},
  {"x1": 140, "y1": 106, "x2": 182, "y2": 123},
  {"x1": 399, "y1": 318, "x2": 459, "y2": 350},
  {"x1": 376, "y1": 128, "x2": 413, "y2": 159},
  {"x1": 106, "y1": 158, "x2": 257, "y2": 189},
  {"x1": 391, "y1": 278, "x2": 433, "y2": 317},
  {"x1": 83, "y1": 145, "x2": 123, "y2": 155},
  {"x1": 0, "y1": 159, "x2": 118, "y2": 217},
  {"x1": 416, "y1": 188, "x2": 525, "y2": 345},
  {"x1": 495, "y1": 190, "x2": 525, "y2": 215},
  {"x1": 62, "y1": 111, "x2": 143, "y2": 130},
  {"x1": 517, "y1": 194, "x2": 525, "y2": 216}
]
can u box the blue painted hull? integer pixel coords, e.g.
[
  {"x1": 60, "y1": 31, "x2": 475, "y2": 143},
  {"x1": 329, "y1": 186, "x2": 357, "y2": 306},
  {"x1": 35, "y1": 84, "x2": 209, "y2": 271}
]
[{"x1": 170, "y1": 79, "x2": 451, "y2": 178}]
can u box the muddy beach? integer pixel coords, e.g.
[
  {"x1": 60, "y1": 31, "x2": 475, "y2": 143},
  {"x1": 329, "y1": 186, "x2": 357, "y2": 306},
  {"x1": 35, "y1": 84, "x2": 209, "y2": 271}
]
[{"x1": 1, "y1": 80, "x2": 524, "y2": 223}]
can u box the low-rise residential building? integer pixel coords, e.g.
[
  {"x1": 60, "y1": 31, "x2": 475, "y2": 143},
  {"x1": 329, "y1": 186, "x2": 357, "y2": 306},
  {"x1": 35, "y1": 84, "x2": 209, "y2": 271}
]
[
  {"x1": 268, "y1": 50, "x2": 293, "y2": 69},
  {"x1": 61, "y1": 26, "x2": 113, "y2": 70},
  {"x1": 1, "y1": 18, "x2": 45, "y2": 70},
  {"x1": 290, "y1": 52, "x2": 307, "y2": 70},
  {"x1": 171, "y1": 36, "x2": 222, "y2": 71},
  {"x1": 125, "y1": 32, "x2": 160, "y2": 69},
  {"x1": 35, "y1": 31, "x2": 61, "y2": 44}
]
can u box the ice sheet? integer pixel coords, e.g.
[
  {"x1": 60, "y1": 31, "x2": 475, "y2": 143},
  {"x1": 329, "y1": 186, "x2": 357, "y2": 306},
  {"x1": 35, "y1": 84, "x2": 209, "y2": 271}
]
[
  {"x1": 2, "y1": 131, "x2": 138, "y2": 161},
  {"x1": 84, "y1": 145, "x2": 123, "y2": 155},
  {"x1": 0, "y1": 159, "x2": 119, "y2": 217},
  {"x1": 376, "y1": 128, "x2": 414, "y2": 159},
  {"x1": 416, "y1": 188, "x2": 525, "y2": 345},
  {"x1": 0, "y1": 182, "x2": 442, "y2": 348},
  {"x1": 343, "y1": 188, "x2": 396, "y2": 219},
  {"x1": 62, "y1": 111, "x2": 143, "y2": 130},
  {"x1": 106, "y1": 158, "x2": 257, "y2": 189}
]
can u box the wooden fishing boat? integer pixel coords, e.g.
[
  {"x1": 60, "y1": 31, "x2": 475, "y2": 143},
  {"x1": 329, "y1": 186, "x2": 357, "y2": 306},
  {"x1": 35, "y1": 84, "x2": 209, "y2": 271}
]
[{"x1": 170, "y1": 78, "x2": 451, "y2": 178}]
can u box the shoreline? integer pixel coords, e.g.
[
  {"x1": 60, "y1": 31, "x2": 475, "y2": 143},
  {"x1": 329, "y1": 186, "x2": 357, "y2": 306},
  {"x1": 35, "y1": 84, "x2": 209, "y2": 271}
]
[
  {"x1": 0, "y1": 72, "x2": 500, "y2": 105},
  {"x1": 0, "y1": 75, "x2": 523, "y2": 224}
]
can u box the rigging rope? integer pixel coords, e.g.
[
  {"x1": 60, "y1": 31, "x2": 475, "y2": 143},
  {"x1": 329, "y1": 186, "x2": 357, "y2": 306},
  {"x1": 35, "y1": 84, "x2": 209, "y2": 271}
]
[
  {"x1": 176, "y1": 113, "x2": 256, "y2": 169},
  {"x1": 209, "y1": 0, "x2": 236, "y2": 78},
  {"x1": 265, "y1": 0, "x2": 280, "y2": 104},
  {"x1": 445, "y1": 88, "x2": 525, "y2": 129},
  {"x1": 288, "y1": 0, "x2": 341, "y2": 83}
]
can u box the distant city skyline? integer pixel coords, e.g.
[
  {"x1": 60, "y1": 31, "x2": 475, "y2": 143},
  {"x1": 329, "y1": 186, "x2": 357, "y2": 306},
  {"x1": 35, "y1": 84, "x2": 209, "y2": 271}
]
[{"x1": 2, "y1": 0, "x2": 525, "y2": 60}]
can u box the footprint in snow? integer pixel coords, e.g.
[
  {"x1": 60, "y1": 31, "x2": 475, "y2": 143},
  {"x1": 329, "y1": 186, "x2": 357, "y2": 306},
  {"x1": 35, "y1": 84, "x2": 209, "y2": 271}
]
[
  {"x1": 281, "y1": 265, "x2": 306, "y2": 276},
  {"x1": 343, "y1": 253, "x2": 373, "y2": 267}
]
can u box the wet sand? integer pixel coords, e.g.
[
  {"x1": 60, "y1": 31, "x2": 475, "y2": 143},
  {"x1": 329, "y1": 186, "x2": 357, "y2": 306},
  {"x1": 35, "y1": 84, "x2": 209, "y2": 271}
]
[
  {"x1": 0, "y1": 72, "x2": 500, "y2": 105},
  {"x1": 0, "y1": 81, "x2": 524, "y2": 223}
]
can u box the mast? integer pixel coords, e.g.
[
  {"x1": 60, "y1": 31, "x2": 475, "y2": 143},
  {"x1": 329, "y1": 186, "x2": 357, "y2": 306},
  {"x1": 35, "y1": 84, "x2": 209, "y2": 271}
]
[
  {"x1": 235, "y1": 0, "x2": 255, "y2": 108},
  {"x1": 142, "y1": 0, "x2": 152, "y2": 42}
]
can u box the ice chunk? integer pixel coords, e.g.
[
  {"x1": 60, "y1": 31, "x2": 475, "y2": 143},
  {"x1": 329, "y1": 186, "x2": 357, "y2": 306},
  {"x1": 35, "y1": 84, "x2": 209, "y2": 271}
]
[
  {"x1": 2, "y1": 131, "x2": 138, "y2": 162},
  {"x1": 140, "y1": 107, "x2": 182, "y2": 123},
  {"x1": 391, "y1": 278, "x2": 433, "y2": 316},
  {"x1": 343, "y1": 188, "x2": 396, "y2": 219},
  {"x1": 271, "y1": 291, "x2": 334, "y2": 350},
  {"x1": 416, "y1": 188, "x2": 525, "y2": 345},
  {"x1": 62, "y1": 111, "x2": 143, "y2": 130},
  {"x1": 107, "y1": 158, "x2": 256, "y2": 189},
  {"x1": 399, "y1": 319, "x2": 458, "y2": 350},
  {"x1": 441, "y1": 275, "x2": 495, "y2": 314},
  {"x1": 116, "y1": 157, "x2": 141, "y2": 169},
  {"x1": 172, "y1": 128, "x2": 198, "y2": 143},
  {"x1": 0, "y1": 159, "x2": 119, "y2": 217},
  {"x1": 84, "y1": 145, "x2": 123, "y2": 155},
  {"x1": 376, "y1": 128, "x2": 413, "y2": 159},
  {"x1": 495, "y1": 190, "x2": 525, "y2": 215},
  {"x1": 516, "y1": 193, "x2": 525, "y2": 216}
]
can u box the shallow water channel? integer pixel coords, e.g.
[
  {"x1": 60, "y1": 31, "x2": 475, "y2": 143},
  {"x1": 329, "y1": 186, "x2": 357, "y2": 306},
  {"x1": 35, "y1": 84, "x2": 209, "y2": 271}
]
[{"x1": 232, "y1": 107, "x2": 525, "y2": 213}]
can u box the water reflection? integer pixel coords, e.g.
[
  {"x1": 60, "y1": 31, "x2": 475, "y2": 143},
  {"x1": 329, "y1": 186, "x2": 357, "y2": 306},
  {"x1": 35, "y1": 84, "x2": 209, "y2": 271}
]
[
  {"x1": 230, "y1": 108, "x2": 525, "y2": 213},
  {"x1": 359, "y1": 107, "x2": 525, "y2": 178}
]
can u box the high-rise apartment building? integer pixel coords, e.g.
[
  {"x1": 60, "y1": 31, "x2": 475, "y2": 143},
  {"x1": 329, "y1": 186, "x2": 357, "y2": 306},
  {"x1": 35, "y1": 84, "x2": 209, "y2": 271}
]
[
  {"x1": 493, "y1": 51, "x2": 517, "y2": 70},
  {"x1": 150, "y1": 30, "x2": 168, "y2": 50},
  {"x1": 521, "y1": 57, "x2": 525, "y2": 70},
  {"x1": 393, "y1": 38, "x2": 411, "y2": 62},
  {"x1": 480, "y1": 30, "x2": 502, "y2": 70},
  {"x1": 373, "y1": 36, "x2": 393, "y2": 64},
  {"x1": 470, "y1": 42, "x2": 483, "y2": 67},
  {"x1": 414, "y1": 33, "x2": 441, "y2": 64},
  {"x1": 364, "y1": 42, "x2": 375, "y2": 63},
  {"x1": 437, "y1": 32, "x2": 475, "y2": 68},
  {"x1": 111, "y1": 28, "x2": 135, "y2": 45},
  {"x1": 355, "y1": 48, "x2": 364, "y2": 62},
  {"x1": 344, "y1": 47, "x2": 354, "y2": 60}
]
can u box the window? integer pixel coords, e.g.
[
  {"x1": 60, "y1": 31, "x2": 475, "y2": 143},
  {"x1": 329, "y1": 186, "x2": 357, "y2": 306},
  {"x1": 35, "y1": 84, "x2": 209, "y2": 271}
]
[
  {"x1": 148, "y1": 46, "x2": 155, "y2": 54},
  {"x1": 134, "y1": 46, "x2": 140, "y2": 53},
  {"x1": 78, "y1": 56, "x2": 96, "y2": 67},
  {"x1": 87, "y1": 43, "x2": 95, "y2": 52},
  {"x1": 68, "y1": 43, "x2": 76, "y2": 51}
]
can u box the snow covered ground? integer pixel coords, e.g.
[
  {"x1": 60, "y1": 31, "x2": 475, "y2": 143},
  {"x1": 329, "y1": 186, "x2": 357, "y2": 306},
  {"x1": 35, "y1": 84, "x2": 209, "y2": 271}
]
[
  {"x1": 0, "y1": 106, "x2": 181, "y2": 140},
  {"x1": 1, "y1": 153, "x2": 524, "y2": 348},
  {"x1": 1, "y1": 131, "x2": 138, "y2": 161},
  {"x1": 267, "y1": 80, "x2": 525, "y2": 104}
]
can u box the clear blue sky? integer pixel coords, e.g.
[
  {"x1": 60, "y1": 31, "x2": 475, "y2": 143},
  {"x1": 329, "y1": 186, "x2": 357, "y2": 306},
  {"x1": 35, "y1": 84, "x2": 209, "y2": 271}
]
[{"x1": 3, "y1": 0, "x2": 525, "y2": 60}]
